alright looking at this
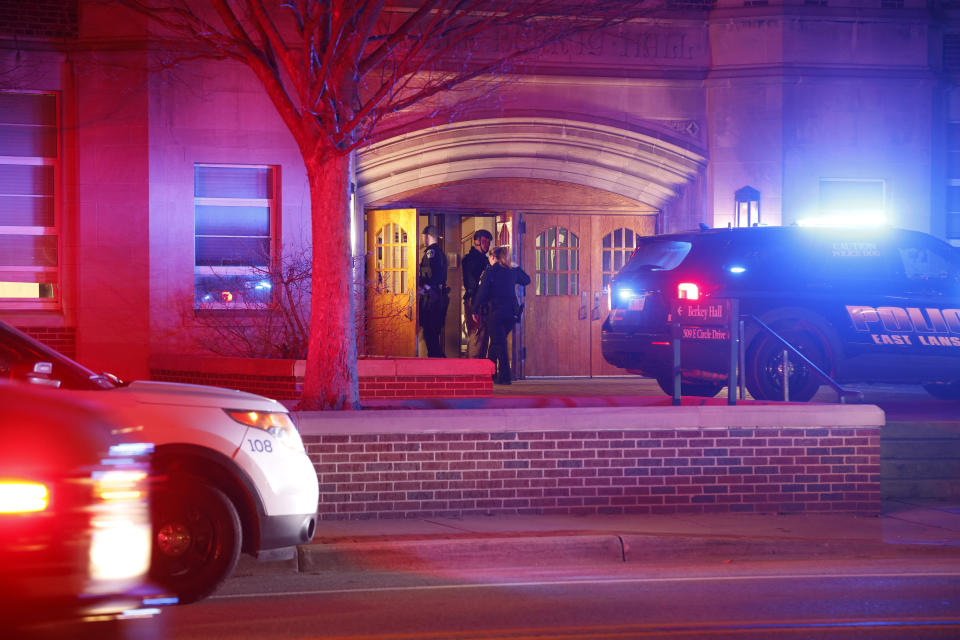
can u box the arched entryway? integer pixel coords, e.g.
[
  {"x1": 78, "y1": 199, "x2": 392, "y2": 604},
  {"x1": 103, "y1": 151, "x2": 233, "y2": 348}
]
[{"x1": 356, "y1": 117, "x2": 707, "y2": 376}]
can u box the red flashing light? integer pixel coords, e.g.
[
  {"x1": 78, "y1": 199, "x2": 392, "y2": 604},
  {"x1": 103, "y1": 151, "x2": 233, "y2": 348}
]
[
  {"x1": 220, "y1": 291, "x2": 234, "y2": 303},
  {"x1": 677, "y1": 282, "x2": 700, "y2": 300}
]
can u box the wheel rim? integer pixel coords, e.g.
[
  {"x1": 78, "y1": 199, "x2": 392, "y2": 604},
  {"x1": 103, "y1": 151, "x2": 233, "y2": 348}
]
[
  {"x1": 157, "y1": 522, "x2": 192, "y2": 557},
  {"x1": 753, "y1": 330, "x2": 824, "y2": 401},
  {"x1": 154, "y1": 501, "x2": 217, "y2": 577}
]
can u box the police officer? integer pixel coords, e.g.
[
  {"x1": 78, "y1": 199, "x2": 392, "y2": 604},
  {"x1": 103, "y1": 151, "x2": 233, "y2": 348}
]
[
  {"x1": 418, "y1": 225, "x2": 449, "y2": 358},
  {"x1": 462, "y1": 229, "x2": 493, "y2": 358},
  {"x1": 472, "y1": 246, "x2": 530, "y2": 384}
]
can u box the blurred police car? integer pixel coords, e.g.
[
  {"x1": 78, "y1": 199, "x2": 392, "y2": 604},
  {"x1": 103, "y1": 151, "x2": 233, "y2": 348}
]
[
  {"x1": 0, "y1": 383, "x2": 157, "y2": 638},
  {"x1": 601, "y1": 225, "x2": 960, "y2": 401},
  {"x1": 0, "y1": 320, "x2": 319, "y2": 603}
]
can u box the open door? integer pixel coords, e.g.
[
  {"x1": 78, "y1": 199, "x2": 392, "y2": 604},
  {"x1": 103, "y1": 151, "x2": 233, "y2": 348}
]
[{"x1": 365, "y1": 209, "x2": 417, "y2": 356}]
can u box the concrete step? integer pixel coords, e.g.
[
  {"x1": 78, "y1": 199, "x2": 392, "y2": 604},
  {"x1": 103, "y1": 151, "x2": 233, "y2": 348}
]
[{"x1": 882, "y1": 421, "x2": 960, "y2": 500}]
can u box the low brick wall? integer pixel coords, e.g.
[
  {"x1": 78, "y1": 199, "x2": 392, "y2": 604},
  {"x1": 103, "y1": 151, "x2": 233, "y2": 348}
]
[
  {"x1": 296, "y1": 405, "x2": 884, "y2": 519},
  {"x1": 149, "y1": 354, "x2": 300, "y2": 399},
  {"x1": 148, "y1": 355, "x2": 494, "y2": 400},
  {"x1": 356, "y1": 358, "x2": 494, "y2": 399},
  {"x1": 21, "y1": 326, "x2": 77, "y2": 359}
]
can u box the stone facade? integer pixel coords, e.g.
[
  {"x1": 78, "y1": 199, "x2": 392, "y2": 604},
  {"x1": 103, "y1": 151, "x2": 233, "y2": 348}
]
[{"x1": 1, "y1": 1, "x2": 957, "y2": 378}]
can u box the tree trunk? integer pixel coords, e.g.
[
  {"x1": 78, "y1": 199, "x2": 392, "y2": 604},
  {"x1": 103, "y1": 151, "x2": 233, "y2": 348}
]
[{"x1": 298, "y1": 151, "x2": 360, "y2": 410}]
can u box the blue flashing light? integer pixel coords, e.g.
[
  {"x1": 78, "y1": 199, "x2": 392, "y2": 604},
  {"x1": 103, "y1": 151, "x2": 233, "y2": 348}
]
[
  {"x1": 729, "y1": 266, "x2": 746, "y2": 274},
  {"x1": 254, "y1": 280, "x2": 272, "y2": 290},
  {"x1": 617, "y1": 288, "x2": 635, "y2": 301}
]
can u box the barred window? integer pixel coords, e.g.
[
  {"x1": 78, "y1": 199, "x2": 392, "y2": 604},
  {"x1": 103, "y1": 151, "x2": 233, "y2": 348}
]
[
  {"x1": 535, "y1": 227, "x2": 579, "y2": 296},
  {"x1": 0, "y1": 92, "x2": 59, "y2": 309}
]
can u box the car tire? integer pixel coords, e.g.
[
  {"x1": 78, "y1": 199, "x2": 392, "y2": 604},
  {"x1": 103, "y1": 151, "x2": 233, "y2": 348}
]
[
  {"x1": 655, "y1": 374, "x2": 723, "y2": 398},
  {"x1": 150, "y1": 474, "x2": 241, "y2": 604},
  {"x1": 745, "y1": 328, "x2": 827, "y2": 402},
  {"x1": 922, "y1": 381, "x2": 960, "y2": 400}
]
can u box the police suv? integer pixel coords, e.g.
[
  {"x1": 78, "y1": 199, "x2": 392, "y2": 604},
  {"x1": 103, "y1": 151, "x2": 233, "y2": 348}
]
[
  {"x1": 0, "y1": 320, "x2": 319, "y2": 603},
  {"x1": 601, "y1": 225, "x2": 960, "y2": 401}
]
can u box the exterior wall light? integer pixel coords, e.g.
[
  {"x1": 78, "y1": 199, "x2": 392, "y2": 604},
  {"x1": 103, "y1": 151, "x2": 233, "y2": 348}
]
[{"x1": 735, "y1": 186, "x2": 761, "y2": 228}]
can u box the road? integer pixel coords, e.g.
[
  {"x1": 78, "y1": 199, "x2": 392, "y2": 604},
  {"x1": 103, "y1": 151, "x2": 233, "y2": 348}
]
[{"x1": 151, "y1": 558, "x2": 960, "y2": 639}]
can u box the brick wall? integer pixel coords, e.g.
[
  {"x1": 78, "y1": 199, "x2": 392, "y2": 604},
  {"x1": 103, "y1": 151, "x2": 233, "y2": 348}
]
[
  {"x1": 149, "y1": 355, "x2": 494, "y2": 400},
  {"x1": 302, "y1": 422, "x2": 882, "y2": 519},
  {"x1": 152, "y1": 368, "x2": 300, "y2": 399},
  {"x1": 0, "y1": 0, "x2": 77, "y2": 38},
  {"x1": 22, "y1": 326, "x2": 77, "y2": 359}
]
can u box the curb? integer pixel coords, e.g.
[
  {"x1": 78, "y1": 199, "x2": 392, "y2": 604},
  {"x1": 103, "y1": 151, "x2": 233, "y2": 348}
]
[{"x1": 234, "y1": 532, "x2": 959, "y2": 577}]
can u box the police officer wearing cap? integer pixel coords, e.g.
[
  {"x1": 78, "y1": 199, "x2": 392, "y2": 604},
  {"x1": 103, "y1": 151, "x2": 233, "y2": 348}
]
[
  {"x1": 418, "y1": 225, "x2": 449, "y2": 357},
  {"x1": 462, "y1": 229, "x2": 493, "y2": 358}
]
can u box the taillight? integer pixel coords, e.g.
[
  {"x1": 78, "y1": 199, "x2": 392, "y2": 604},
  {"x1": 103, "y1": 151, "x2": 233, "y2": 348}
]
[
  {"x1": 0, "y1": 480, "x2": 49, "y2": 513},
  {"x1": 677, "y1": 282, "x2": 700, "y2": 300}
]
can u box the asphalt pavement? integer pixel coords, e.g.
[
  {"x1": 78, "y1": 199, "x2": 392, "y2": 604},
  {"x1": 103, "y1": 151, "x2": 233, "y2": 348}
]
[{"x1": 241, "y1": 378, "x2": 960, "y2": 579}]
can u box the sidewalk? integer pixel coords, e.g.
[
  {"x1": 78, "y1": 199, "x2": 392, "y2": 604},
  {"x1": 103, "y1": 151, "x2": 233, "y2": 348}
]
[
  {"x1": 245, "y1": 379, "x2": 960, "y2": 577},
  {"x1": 237, "y1": 499, "x2": 960, "y2": 577}
]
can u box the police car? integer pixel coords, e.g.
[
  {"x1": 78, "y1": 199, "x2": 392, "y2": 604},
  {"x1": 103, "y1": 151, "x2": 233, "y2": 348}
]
[
  {"x1": 0, "y1": 320, "x2": 319, "y2": 603},
  {"x1": 1, "y1": 383, "x2": 157, "y2": 637},
  {"x1": 601, "y1": 225, "x2": 960, "y2": 401}
]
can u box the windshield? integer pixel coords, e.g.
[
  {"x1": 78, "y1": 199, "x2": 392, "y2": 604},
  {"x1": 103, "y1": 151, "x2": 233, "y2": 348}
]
[
  {"x1": 0, "y1": 322, "x2": 116, "y2": 391},
  {"x1": 622, "y1": 240, "x2": 692, "y2": 273}
]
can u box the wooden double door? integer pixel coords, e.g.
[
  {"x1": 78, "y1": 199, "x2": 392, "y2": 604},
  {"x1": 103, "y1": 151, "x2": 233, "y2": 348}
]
[{"x1": 520, "y1": 213, "x2": 656, "y2": 377}]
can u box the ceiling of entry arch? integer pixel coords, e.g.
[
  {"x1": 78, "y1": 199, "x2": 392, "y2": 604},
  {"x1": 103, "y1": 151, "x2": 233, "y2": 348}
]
[{"x1": 365, "y1": 178, "x2": 659, "y2": 214}]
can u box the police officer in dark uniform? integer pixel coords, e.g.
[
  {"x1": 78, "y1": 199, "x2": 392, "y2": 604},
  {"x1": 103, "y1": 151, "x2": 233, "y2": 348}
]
[
  {"x1": 472, "y1": 246, "x2": 530, "y2": 384},
  {"x1": 462, "y1": 229, "x2": 493, "y2": 358},
  {"x1": 418, "y1": 225, "x2": 449, "y2": 357}
]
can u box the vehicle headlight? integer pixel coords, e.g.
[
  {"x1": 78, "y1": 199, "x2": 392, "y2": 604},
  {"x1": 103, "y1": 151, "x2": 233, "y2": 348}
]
[{"x1": 225, "y1": 410, "x2": 305, "y2": 453}]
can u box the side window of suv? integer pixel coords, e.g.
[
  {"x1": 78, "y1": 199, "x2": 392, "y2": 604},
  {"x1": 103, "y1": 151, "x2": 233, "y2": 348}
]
[
  {"x1": 898, "y1": 246, "x2": 952, "y2": 281},
  {"x1": 895, "y1": 236, "x2": 959, "y2": 295}
]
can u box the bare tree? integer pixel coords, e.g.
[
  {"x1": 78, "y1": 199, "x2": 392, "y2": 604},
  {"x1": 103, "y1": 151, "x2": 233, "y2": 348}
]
[
  {"x1": 187, "y1": 245, "x2": 312, "y2": 359},
  {"x1": 184, "y1": 248, "x2": 414, "y2": 360},
  {"x1": 114, "y1": 0, "x2": 654, "y2": 409}
]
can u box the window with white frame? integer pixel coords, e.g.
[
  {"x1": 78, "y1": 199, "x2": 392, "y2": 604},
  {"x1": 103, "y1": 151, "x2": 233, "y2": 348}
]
[
  {"x1": 193, "y1": 164, "x2": 277, "y2": 308},
  {"x1": 0, "y1": 92, "x2": 59, "y2": 308}
]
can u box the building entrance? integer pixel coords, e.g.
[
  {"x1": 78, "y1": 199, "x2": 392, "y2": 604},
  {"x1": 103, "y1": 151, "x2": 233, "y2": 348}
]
[{"x1": 520, "y1": 213, "x2": 657, "y2": 377}]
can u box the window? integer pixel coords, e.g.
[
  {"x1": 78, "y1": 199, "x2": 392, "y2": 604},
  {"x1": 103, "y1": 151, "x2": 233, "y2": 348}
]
[
  {"x1": 194, "y1": 165, "x2": 277, "y2": 308},
  {"x1": 601, "y1": 228, "x2": 642, "y2": 294},
  {"x1": 948, "y1": 121, "x2": 960, "y2": 239},
  {"x1": 535, "y1": 227, "x2": 579, "y2": 296},
  {"x1": 374, "y1": 223, "x2": 409, "y2": 294},
  {"x1": 0, "y1": 92, "x2": 59, "y2": 309},
  {"x1": 818, "y1": 178, "x2": 885, "y2": 225}
]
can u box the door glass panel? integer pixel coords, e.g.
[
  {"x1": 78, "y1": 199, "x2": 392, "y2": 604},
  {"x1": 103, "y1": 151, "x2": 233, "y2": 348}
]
[
  {"x1": 601, "y1": 228, "x2": 641, "y2": 299},
  {"x1": 375, "y1": 223, "x2": 409, "y2": 294},
  {"x1": 535, "y1": 227, "x2": 580, "y2": 296}
]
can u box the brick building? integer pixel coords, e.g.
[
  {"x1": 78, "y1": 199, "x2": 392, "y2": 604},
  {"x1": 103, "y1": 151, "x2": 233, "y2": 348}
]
[{"x1": 2, "y1": 0, "x2": 959, "y2": 382}]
